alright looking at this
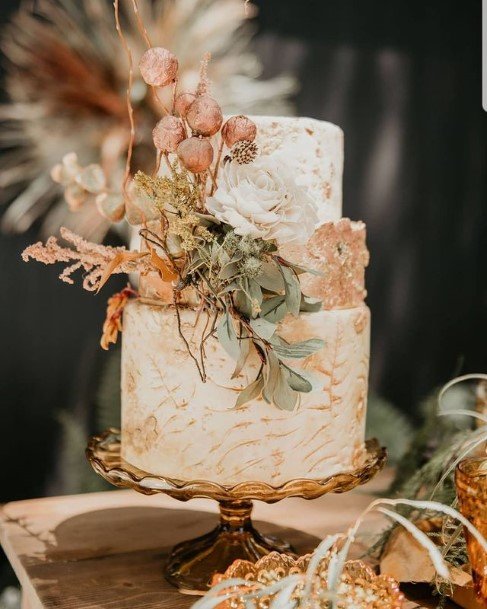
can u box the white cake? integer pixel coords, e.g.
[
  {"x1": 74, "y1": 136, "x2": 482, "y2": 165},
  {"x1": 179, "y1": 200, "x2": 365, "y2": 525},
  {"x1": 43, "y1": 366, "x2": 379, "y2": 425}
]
[{"x1": 120, "y1": 116, "x2": 371, "y2": 485}]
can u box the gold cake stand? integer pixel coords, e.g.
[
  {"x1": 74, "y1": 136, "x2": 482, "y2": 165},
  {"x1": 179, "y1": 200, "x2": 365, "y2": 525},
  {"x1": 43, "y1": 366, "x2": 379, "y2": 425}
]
[{"x1": 86, "y1": 429, "x2": 386, "y2": 594}]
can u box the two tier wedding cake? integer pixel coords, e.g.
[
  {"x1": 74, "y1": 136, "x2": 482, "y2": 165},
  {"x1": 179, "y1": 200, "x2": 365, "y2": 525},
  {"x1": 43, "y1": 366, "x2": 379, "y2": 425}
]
[
  {"x1": 23, "y1": 47, "x2": 370, "y2": 488},
  {"x1": 122, "y1": 116, "x2": 370, "y2": 485}
]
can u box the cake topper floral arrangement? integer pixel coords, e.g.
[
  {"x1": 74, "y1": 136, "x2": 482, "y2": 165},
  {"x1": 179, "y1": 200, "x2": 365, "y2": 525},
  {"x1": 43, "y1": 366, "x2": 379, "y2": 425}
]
[{"x1": 22, "y1": 31, "x2": 324, "y2": 411}]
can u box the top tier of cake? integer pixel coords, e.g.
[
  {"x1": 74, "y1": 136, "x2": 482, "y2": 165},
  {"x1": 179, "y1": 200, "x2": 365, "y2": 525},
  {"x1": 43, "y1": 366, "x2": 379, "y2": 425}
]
[{"x1": 251, "y1": 116, "x2": 344, "y2": 223}]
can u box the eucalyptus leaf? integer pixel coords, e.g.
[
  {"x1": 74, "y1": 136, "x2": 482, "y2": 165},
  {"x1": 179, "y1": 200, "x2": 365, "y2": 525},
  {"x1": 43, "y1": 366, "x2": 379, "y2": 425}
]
[
  {"x1": 218, "y1": 281, "x2": 239, "y2": 295},
  {"x1": 262, "y1": 351, "x2": 281, "y2": 404},
  {"x1": 289, "y1": 262, "x2": 325, "y2": 277},
  {"x1": 250, "y1": 317, "x2": 277, "y2": 340},
  {"x1": 271, "y1": 337, "x2": 325, "y2": 360},
  {"x1": 232, "y1": 333, "x2": 251, "y2": 379},
  {"x1": 219, "y1": 262, "x2": 239, "y2": 281},
  {"x1": 248, "y1": 280, "x2": 263, "y2": 317},
  {"x1": 255, "y1": 261, "x2": 285, "y2": 293},
  {"x1": 234, "y1": 287, "x2": 253, "y2": 318},
  {"x1": 260, "y1": 295, "x2": 287, "y2": 323},
  {"x1": 273, "y1": 367, "x2": 299, "y2": 411},
  {"x1": 217, "y1": 312, "x2": 240, "y2": 360},
  {"x1": 282, "y1": 364, "x2": 313, "y2": 393},
  {"x1": 235, "y1": 376, "x2": 264, "y2": 408},
  {"x1": 300, "y1": 295, "x2": 322, "y2": 312},
  {"x1": 278, "y1": 264, "x2": 301, "y2": 317}
]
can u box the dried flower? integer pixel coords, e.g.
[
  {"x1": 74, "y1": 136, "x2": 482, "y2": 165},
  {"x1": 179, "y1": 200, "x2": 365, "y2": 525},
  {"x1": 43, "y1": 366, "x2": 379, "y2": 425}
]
[
  {"x1": 152, "y1": 115, "x2": 186, "y2": 152},
  {"x1": 186, "y1": 95, "x2": 223, "y2": 136},
  {"x1": 51, "y1": 153, "x2": 107, "y2": 212},
  {"x1": 174, "y1": 92, "x2": 196, "y2": 117},
  {"x1": 1, "y1": 0, "x2": 296, "y2": 239},
  {"x1": 177, "y1": 137, "x2": 214, "y2": 173},
  {"x1": 100, "y1": 286, "x2": 136, "y2": 350},
  {"x1": 230, "y1": 140, "x2": 258, "y2": 165},
  {"x1": 21, "y1": 227, "x2": 151, "y2": 291},
  {"x1": 239, "y1": 256, "x2": 263, "y2": 278},
  {"x1": 206, "y1": 154, "x2": 318, "y2": 245},
  {"x1": 222, "y1": 115, "x2": 257, "y2": 147},
  {"x1": 95, "y1": 193, "x2": 125, "y2": 223},
  {"x1": 139, "y1": 47, "x2": 178, "y2": 87}
]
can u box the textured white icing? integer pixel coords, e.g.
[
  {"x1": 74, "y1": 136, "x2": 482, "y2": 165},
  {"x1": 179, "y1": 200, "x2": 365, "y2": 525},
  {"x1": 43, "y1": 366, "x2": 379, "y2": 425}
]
[
  {"x1": 250, "y1": 116, "x2": 344, "y2": 224},
  {"x1": 121, "y1": 300, "x2": 369, "y2": 485}
]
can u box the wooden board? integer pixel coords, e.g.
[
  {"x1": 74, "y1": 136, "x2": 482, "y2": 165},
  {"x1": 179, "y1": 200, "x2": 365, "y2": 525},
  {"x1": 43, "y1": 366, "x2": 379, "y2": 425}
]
[{"x1": 0, "y1": 470, "x2": 454, "y2": 609}]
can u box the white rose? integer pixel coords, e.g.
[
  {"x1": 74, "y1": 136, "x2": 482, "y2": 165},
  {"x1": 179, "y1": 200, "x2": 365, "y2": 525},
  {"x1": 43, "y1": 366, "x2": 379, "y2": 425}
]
[{"x1": 206, "y1": 154, "x2": 318, "y2": 245}]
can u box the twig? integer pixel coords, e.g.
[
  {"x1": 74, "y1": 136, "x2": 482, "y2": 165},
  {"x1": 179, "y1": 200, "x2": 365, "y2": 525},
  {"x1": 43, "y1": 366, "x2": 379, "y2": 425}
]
[{"x1": 173, "y1": 293, "x2": 206, "y2": 382}]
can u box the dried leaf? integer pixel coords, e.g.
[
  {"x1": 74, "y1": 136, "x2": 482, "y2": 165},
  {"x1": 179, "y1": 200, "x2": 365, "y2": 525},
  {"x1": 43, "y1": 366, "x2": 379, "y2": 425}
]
[
  {"x1": 100, "y1": 287, "x2": 135, "y2": 350},
  {"x1": 149, "y1": 246, "x2": 178, "y2": 282},
  {"x1": 300, "y1": 295, "x2": 322, "y2": 312},
  {"x1": 235, "y1": 376, "x2": 264, "y2": 408},
  {"x1": 271, "y1": 337, "x2": 324, "y2": 360},
  {"x1": 273, "y1": 367, "x2": 298, "y2": 411},
  {"x1": 283, "y1": 364, "x2": 313, "y2": 393},
  {"x1": 250, "y1": 317, "x2": 276, "y2": 340},
  {"x1": 278, "y1": 264, "x2": 301, "y2": 316},
  {"x1": 232, "y1": 332, "x2": 251, "y2": 379},
  {"x1": 217, "y1": 311, "x2": 240, "y2": 360},
  {"x1": 261, "y1": 295, "x2": 287, "y2": 323},
  {"x1": 96, "y1": 250, "x2": 146, "y2": 293},
  {"x1": 255, "y1": 260, "x2": 285, "y2": 293}
]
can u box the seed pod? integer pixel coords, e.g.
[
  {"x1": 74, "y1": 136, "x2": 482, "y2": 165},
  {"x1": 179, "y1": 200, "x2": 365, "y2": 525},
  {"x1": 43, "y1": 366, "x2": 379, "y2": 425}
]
[
  {"x1": 152, "y1": 115, "x2": 185, "y2": 152},
  {"x1": 75, "y1": 164, "x2": 106, "y2": 194},
  {"x1": 139, "y1": 47, "x2": 178, "y2": 87},
  {"x1": 222, "y1": 115, "x2": 257, "y2": 148},
  {"x1": 95, "y1": 193, "x2": 125, "y2": 222},
  {"x1": 125, "y1": 182, "x2": 159, "y2": 225},
  {"x1": 186, "y1": 95, "x2": 223, "y2": 136},
  {"x1": 177, "y1": 137, "x2": 214, "y2": 173},
  {"x1": 174, "y1": 92, "x2": 196, "y2": 118},
  {"x1": 64, "y1": 183, "x2": 88, "y2": 211}
]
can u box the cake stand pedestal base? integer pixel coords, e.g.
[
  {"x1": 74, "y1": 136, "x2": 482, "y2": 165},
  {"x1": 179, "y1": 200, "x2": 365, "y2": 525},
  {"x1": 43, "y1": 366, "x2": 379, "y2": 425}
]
[
  {"x1": 86, "y1": 430, "x2": 386, "y2": 595},
  {"x1": 165, "y1": 499, "x2": 293, "y2": 594}
]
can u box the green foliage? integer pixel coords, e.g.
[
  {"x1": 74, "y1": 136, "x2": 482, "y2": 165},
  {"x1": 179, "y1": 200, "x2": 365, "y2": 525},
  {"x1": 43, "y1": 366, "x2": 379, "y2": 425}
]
[{"x1": 365, "y1": 393, "x2": 413, "y2": 465}]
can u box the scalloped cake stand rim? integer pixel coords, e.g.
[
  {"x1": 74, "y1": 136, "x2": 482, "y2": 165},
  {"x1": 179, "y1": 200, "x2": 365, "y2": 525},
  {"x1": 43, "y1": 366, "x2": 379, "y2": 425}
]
[{"x1": 86, "y1": 428, "x2": 387, "y2": 503}]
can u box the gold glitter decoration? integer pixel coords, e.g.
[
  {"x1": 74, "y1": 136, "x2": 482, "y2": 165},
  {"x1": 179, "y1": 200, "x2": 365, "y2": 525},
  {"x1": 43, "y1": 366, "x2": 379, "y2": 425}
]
[
  {"x1": 211, "y1": 552, "x2": 405, "y2": 609},
  {"x1": 281, "y1": 218, "x2": 369, "y2": 310}
]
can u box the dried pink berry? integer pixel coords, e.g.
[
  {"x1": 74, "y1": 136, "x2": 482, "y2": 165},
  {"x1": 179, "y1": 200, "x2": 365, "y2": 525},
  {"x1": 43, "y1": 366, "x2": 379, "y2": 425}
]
[
  {"x1": 152, "y1": 115, "x2": 186, "y2": 152},
  {"x1": 186, "y1": 95, "x2": 223, "y2": 136},
  {"x1": 221, "y1": 115, "x2": 257, "y2": 148},
  {"x1": 177, "y1": 137, "x2": 214, "y2": 173},
  {"x1": 174, "y1": 92, "x2": 196, "y2": 118},
  {"x1": 139, "y1": 47, "x2": 178, "y2": 87}
]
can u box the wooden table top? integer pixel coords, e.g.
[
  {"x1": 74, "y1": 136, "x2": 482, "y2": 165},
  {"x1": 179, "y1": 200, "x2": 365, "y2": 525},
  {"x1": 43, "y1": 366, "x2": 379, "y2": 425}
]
[{"x1": 0, "y1": 470, "x2": 452, "y2": 609}]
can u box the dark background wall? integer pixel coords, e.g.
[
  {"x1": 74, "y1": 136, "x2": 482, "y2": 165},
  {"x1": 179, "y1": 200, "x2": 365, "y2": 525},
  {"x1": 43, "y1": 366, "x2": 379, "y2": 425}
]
[{"x1": 0, "y1": 0, "x2": 485, "y2": 504}]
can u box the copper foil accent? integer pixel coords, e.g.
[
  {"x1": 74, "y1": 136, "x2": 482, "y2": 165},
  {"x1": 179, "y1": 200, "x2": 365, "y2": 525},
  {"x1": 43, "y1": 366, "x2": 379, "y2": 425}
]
[{"x1": 282, "y1": 218, "x2": 369, "y2": 310}]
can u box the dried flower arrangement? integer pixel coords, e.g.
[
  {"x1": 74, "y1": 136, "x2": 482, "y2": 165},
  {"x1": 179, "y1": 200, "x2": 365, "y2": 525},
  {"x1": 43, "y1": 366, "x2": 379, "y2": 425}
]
[
  {"x1": 22, "y1": 15, "x2": 324, "y2": 412},
  {"x1": 1, "y1": 0, "x2": 296, "y2": 239}
]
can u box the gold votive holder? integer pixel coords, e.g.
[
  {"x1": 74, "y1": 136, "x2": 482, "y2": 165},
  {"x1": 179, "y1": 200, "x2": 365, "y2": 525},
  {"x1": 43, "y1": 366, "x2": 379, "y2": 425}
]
[{"x1": 456, "y1": 457, "x2": 487, "y2": 604}]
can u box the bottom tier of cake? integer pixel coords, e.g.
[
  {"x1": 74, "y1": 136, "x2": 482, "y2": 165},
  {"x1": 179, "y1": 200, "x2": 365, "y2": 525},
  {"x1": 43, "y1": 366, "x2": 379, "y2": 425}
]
[{"x1": 121, "y1": 300, "x2": 370, "y2": 486}]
